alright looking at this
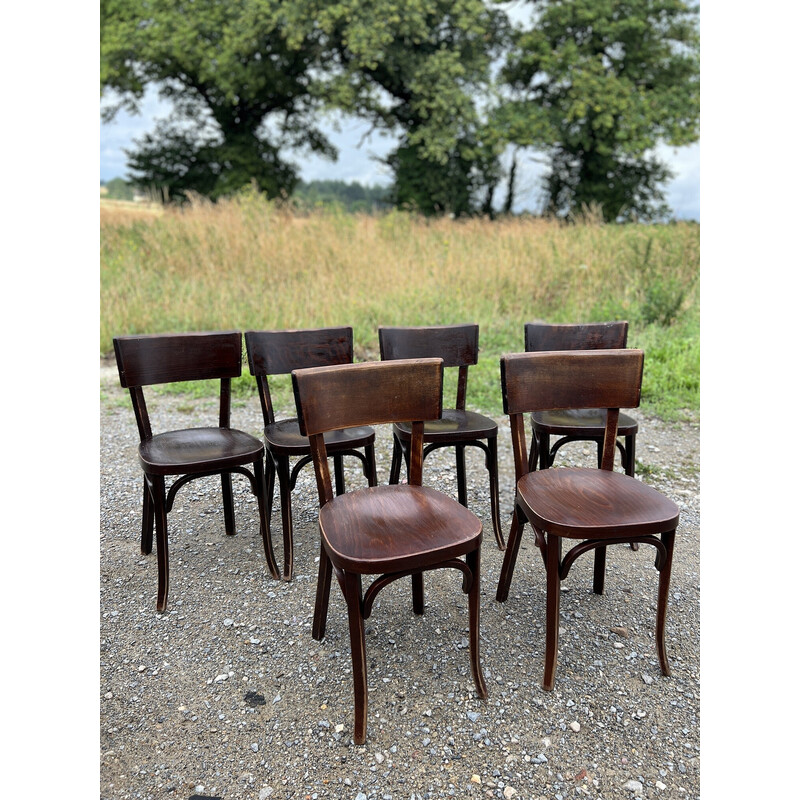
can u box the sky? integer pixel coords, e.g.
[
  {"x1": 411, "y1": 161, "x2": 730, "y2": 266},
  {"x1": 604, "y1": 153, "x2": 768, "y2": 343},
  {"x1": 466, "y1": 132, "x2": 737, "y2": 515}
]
[{"x1": 100, "y1": 88, "x2": 701, "y2": 220}]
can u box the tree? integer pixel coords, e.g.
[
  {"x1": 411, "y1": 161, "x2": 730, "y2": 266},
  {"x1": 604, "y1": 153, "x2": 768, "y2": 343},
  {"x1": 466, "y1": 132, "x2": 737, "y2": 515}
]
[
  {"x1": 318, "y1": 0, "x2": 509, "y2": 216},
  {"x1": 100, "y1": 0, "x2": 335, "y2": 202},
  {"x1": 502, "y1": 0, "x2": 699, "y2": 221}
]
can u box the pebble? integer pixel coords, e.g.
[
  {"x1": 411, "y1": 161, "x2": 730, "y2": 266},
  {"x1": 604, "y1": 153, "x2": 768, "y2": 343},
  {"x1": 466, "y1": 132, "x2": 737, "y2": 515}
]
[
  {"x1": 623, "y1": 780, "x2": 644, "y2": 795},
  {"x1": 569, "y1": 721, "x2": 581, "y2": 732}
]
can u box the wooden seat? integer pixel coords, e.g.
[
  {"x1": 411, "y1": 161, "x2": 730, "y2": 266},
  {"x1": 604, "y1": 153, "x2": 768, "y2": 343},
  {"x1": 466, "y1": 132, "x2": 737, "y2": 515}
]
[
  {"x1": 378, "y1": 324, "x2": 505, "y2": 550},
  {"x1": 245, "y1": 328, "x2": 377, "y2": 580},
  {"x1": 113, "y1": 331, "x2": 276, "y2": 612},
  {"x1": 525, "y1": 321, "x2": 638, "y2": 476},
  {"x1": 495, "y1": 349, "x2": 680, "y2": 691},
  {"x1": 292, "y1": 358, "x2": 487, "y2": 744}
]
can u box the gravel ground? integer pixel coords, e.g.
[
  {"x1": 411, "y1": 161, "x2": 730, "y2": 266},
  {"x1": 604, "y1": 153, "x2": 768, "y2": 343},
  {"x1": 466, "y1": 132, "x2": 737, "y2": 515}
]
[{"x1": 100, "y1": 366, "x2": 700, "y2": 800}]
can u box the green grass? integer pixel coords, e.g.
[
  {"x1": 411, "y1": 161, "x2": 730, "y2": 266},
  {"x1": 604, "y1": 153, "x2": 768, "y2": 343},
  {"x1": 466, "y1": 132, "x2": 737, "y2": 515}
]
[{"x1": 102, "y1": 195, "x2": 699, "y2": 420}]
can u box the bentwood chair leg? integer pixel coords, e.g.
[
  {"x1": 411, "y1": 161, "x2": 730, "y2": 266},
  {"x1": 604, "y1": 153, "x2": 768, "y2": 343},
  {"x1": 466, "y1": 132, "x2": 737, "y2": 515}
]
[
  {"x1": 496, "y1": 507, "x2": 524, "y2": 603},
  {"x1": 312, "y1": 545, "x2": 333, "y2": 641},
  {"x1": 365, "y1": 443, "x2": 378, "y2": 486},
  {"x1": 152, "y1": 475, "x2": 170, "y2": 613},
  {"x1": 593, "y1": 545, "x2": 607, "y2": 595},
  {"x1": 221, "y1": 471, "x2": 236, "y2": 535},
  {"x1": 254, "y1": 458, "x2": 279, "y2": 579},
  {"x1": 487, "y1": 436, "x2": 505, "y2": 550},
  {"x1": 528, "y1": 433, "x2": 539, "y2": 473},
  {"x1": 655, "y1": 529, "x2": 676, "y2": 676},
  {"x1": 264, "y1": 454, "x2": 276, "y2": 522},
  {"x1": 412, "y1": 573, "x2": 425, "y2": 615},
  {"x1": 542, "y1": 532, "x2": 562, "y2": 691},
  {"x1": 343, "y1": 571, "x2": 368, "y2": 745},
  {"x1": 276, "y1": 455, "x2": 294, "y2": 580},
  {"x1": 389, "y1": 434, "x2": 404, "y2": 485},
  {"x1": 539, "y1": 432, "x2": 551, "y2": 470},
  {"x1": 466, "y1": 548, "x2": 488, "y2": 698},
  {"x1": 333, "y1": 454, "x2": 346, "y2": 496},
  {"x1": 141, "y1": 477, "x2": 154, "y2": 555},
  {"x1": 455, "y1": 445, "x2": 468, "y2": 507}
]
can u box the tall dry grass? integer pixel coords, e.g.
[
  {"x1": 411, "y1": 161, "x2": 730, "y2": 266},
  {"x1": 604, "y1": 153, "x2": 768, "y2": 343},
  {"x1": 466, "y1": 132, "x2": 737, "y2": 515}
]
[{"x1": 101, "y1": 192, "x2": 699, "y2": 417}]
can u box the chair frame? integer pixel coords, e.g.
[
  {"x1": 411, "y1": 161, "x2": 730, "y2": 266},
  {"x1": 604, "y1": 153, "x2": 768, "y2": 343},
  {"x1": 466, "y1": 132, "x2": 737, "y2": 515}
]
[
  {"x1": 292, "y1": 358, "x2": 487, "y2": 744},
  {"x1": 245, "y1": 327, "x2": 378, "y2": 580},
  {"x1": 113, "y1": 330, "x2": 276, "y2": 612},
  {"x1": 496, "y1": 349, "x2": 679, "y2": 691},
  {"x1": 379, "y1": 323, "x2": 505, "y2": 550}
]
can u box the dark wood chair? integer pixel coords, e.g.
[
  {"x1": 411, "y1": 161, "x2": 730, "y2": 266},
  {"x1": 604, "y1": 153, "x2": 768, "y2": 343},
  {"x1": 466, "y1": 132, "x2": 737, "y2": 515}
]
[
  {"x1": 292, "y1": 358, "x2": 487, "y2": 744},
  {"x1": 495, "y1": 349, "x2": 680, "y2": 691},
  {"x1": 524, "y1": 321, "x2": 638, "y2": 476},
  {"x1": 244, "y1": 327, "x2": 378, "y2": 580},
  {"x1": 378, "y1": 324, "x2": 505, "y2": 550},
  {"x1": 113, "y1": 331, "x2": 277, "y2": 612}
]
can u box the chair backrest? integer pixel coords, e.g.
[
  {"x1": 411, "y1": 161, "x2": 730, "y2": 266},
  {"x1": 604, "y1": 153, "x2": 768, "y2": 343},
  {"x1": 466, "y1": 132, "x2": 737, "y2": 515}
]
[
  {"x1": 244, "y1": 327, "x2": 354, "y2": 425},
  {"x1": 378, "y1": 324, "x2": 479, "y2": 410},
  {"x1": 524, "y1": 321, "x2": 628, "y2": 352},
  {"x1": 292, "y1": 359, "x2": 444, "y2": 505},
  {"x1": 113, "y1": 331, "x2": 243, "y2": 441},
  {"x1": 501, "y1": 349, "x2": 644, "y2": 478}
]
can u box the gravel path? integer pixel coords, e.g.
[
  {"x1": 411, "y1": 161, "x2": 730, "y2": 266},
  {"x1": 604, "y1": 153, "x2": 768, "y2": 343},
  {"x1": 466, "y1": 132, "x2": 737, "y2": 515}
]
[{"x1": 100, "y1": 368, "x2": 699, "y2": 800}]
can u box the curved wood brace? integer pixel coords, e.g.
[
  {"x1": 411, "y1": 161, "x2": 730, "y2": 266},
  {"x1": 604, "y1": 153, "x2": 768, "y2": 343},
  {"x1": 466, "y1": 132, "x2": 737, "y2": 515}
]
[
  {"x1": 362, "y1": 559, "x2": 474, "y2": 619},
  {"x1": 559, "y1": 535, "x2": 668, "y2": 581},
  {"x1": 422, "y1": 440, "x2": 490, "y2": 462},
  {"x1": 548, "y1": 435, "x2": 626, "y2": 466},
  {"x1": 165, "y1": 466, "x2": 259, "y2": 512},
  {"x1": 288, "y1": 449, "x2": 371, "y2": 490}
]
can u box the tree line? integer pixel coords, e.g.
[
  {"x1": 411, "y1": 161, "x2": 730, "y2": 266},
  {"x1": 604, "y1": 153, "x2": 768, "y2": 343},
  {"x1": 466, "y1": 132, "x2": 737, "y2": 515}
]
[{"x1": 101, "y1": 1, "x2": 699, "y2": 222}]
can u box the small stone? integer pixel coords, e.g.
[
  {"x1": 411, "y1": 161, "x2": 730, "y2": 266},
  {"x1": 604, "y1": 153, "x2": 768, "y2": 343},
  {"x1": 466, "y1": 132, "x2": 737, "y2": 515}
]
[
  {"x1": 251, "y1": 743, "x2": 259, "y2": 752},
  {"x1": 214, "y1": 674, "x2": 228, "y2": 682},
  {"x1": 569, "y1": 721, "x2": 581, "y2": 732},
  {"x1": 614, "y1": 642, "x2": 625, "y2": 649},
  {"x1": 335, "y1": 724, "x2": 344, "y2": 733},
  {"x1": 374, "y1": 752, "x2": 385, "y2": 764},
  {"x1": 470, "y1": 775, "x2": 481, "y2": 784},
  {"x1": 611, "y1": 627, "x2": 629, "y2": 638},
  {"x1": 503, "y1": 787, "x2": 517, "y2": 799},
  {"x1": 642, "y1": 673, "x2": 654, "y2": 685},
  {"x1": 623, "y1": 779, "x2": 643, "y2": 796},
  {"x1": 656, "y1": 781, "x2": 667, "y2": 791},
  {"x1": 467, "y1": 711, "x2": 480, "y2": 722},
  {"x1": 258, "y1": 787, "x2": 273, "y2": 800},
  {"x1": 223, "y1": 618, "x2": 234, "y2": 627}
]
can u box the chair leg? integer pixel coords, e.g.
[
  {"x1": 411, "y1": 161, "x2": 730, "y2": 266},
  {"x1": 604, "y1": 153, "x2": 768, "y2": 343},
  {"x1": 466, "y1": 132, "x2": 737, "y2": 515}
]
[
  {"x1": 254, "y1": 458, "x2": 279, "y2": 579},
  {"x1": 496, "y1": 506, "x2": 525, "y2": 602},
  {"x1": 312, "y1": 544, "x2": 333, "y2": 641},
  {"x1": 528, "y1": 432, "x2": 539, "y2": 473},
  {"x1": 593, "y1": 545, "x2": 607, "y2": 595},
  {"x1": 221, "y1": 471, "x2": 236, "y2": 535},
  {"x1": 655, "y1": 529, "x2": 676, "y2": 677},
  {"x1": 141, "y1": 476, "x2": 154, "y2": 555},
  {"x1": 486, "y1": 436, "x2": 505, "y2": 550},
  {"x1": 412, "y1": 573, "x2": 425, "y2": 615},
  {"x1": 542, "y1": 533, "x2": 562, "y2": 691},
  {"x1": 624, "y1": 434, "x2": 636, "y2": 477},
  {"x1": 152, "y1": 475, "x2": 170, "y2": 613},
  {"x1": 333, "y1": 454, "x2": 346, "y2": 496},
  {"x1": 365, "y1": 443, "x2": 378, "y2": 487},
  {"x1": 343, "y1": 571, "x2": 368, "y2": 744},
  {"x1": 389, "y1": 433, "x2": 405, "y2": 485},
  {"x1": 264, "y1": 453, "x2": 277, "y2": 522},
  {"x1": 275, "y1": 455, "x2": 294, "y2": 581},
  {"x1": 466, "y1": 548, "x2": 488, "y2": 698},
  {"x1": 455, "y1": 445, "x2": 468, "y2": 507},
  {"x1": 539, "y1": 432, "x2": 551, "y2": 470}
]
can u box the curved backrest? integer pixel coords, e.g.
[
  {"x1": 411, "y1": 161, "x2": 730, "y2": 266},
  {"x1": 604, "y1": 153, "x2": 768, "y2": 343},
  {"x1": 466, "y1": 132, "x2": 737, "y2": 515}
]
[
  {"x1": 502, "y1": 350, "x2": 643, "y2": 415},
  {"x1": 244, "y1": 327, "x2": 354, "y2": 376},
  {"x1": 379, "y1": 324, "x2": 479, "y2": 368},
  {"x1": 524, "y1": 321, "x2": 628, "y2": 353},
  {"x1": 293, "y1": 359, "x2": 444, "y2": 437},
  {"x1": 113, "y1": 331, "x2": 243, "y2": 387}
]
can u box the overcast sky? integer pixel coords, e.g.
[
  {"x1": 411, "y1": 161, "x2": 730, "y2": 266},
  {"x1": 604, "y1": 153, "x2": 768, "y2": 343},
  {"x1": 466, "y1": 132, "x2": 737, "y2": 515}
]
[{"x1": 100, "y1": 87, "x2": 700, "y2": 220}]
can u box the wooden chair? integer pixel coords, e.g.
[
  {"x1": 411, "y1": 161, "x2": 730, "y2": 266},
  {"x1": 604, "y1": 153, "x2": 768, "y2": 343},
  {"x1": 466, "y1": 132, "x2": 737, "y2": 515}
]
[
  {"x1": 244, "y1": 327, "x2": 378, "y2": 580},
  {"x1": 113, "y1": 331, "x2": 276, "y2": 612},
  {"x1": 378, "y1": 324, "x2": 505, "y2": 550},
  {"x1": 495, "y1": 350, "x2": 680, "y2": 691},
  {"x1": 292, "y1": 358, "x2": 487, "y2": 744},
  {"x1": 524, "y1": 321, "x2": 638, "y2": 476}
]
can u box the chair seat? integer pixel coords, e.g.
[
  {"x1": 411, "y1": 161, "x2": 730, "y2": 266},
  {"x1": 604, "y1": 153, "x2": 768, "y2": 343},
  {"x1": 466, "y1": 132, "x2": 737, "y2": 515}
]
[
  {"x1": 139, "y1": 427, "x2": 264, "y2": 475},
  {"x1": 517, "y1": 467, "x2": 679, "y2": 539},
  {"x1": 532, "y1": 408, "x2": 638, "y2": 437},
  {"x1": 320, "y1": 485, "x2": 483, "y2": 574},
  {"x1": 394, "y1": 409, "x2": 497, "y2": 443},
  {"x1": 264, "y1": 418, "x2": 375, "y2": 455}
]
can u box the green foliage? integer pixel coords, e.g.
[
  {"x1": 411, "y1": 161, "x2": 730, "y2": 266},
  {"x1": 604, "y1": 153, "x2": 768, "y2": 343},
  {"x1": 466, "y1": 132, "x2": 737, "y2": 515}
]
[
  {"x1": 101, "y1": 0, "x2": 335, "y2": 202},
  {"x1": 102, "y1": 177, "x2": 135, "y2": 201},
  {"x1": 292, "y1": 179, "x2": 390, "y2": 212},
  {"x1": 502, "y1": 0, "x2": 700, "y2": 221}
]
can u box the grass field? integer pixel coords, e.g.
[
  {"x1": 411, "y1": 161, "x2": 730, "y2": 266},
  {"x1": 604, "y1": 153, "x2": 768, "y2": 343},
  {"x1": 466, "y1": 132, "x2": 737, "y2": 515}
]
[{"x1": 101, "y1": 192, "x2": 699, "y2": 420}]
